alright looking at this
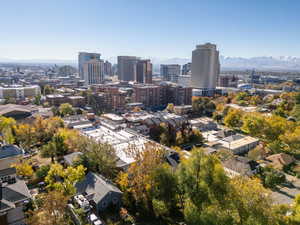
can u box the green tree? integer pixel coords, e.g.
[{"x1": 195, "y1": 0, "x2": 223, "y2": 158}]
[
  {"x1": 241, "y1": 113, "x2": 266, "y2": 138},
  {"x1": 13, "y1": 161, "x2": 34, "y2": 178},
  {"x1": 189, "y1": 129, "x2": 204, "y2": 144},
  {"x1": 166, "y1": 103, "x2": 175, "y2": 113},
  {"x1": 151, "y1": 164, "x2": 180, "y2": 217},
  {"x1": 43, "y1": 85, "x2": 54, "y2": 95},
  {"x1": 34, "y1": 94, "x2": 42, "y2": 105},
  {"x1": 41, "y1": 134, "x2": 68, "y2": 162},
  {"x1": 291, "y1": 194, "x2": 300, "y2": 224},
  {"x1": 229, "y1": 177, "x2": 282, "y2": 225},
  {"x1": 36, "y1": 165, "x2": 50, "y2": 179},
  {"x1": 224, "y1": 108, "x2": 243, "y2": 129},
  {"x1": 45, "y1": 163, "x2": 86, "y2": 195},
  {"x1": 59, "y1": 103, "x2": 74, "y2": 117},
  {"x1": 279, "y1": 126, "x2": 300, "y2": 154},
  {"x1": 74, "y1": 140, "x2": 117, "y2": 179},
  {"x1": 175, "y1": 131, "x2": 184, "y2": 146},
  {"x1": 160, "y1": 133, "x2": 170, "y2": 146},
  {"x1": 0, "y1": 116, "x2": 16, "y2": 144},
  {"x1": 117, "y1": 146, "x2": 165, "y2": 215},
  {"x1": 264, "y1": 115, "x2": 295, "y2": 142},
  {"x1": 192, "y1": 97, "x2": 216, "y2": 116},
  {"x1": 259, "y1": 167, "x2": 286, "y2": 188}
]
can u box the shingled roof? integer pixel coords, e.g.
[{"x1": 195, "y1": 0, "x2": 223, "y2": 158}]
[{"x1": 75, "y1": 172, "x2": 122, "y2": 204}]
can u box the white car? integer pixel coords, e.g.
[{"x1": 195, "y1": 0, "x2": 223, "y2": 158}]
[
  {"x1": 74, "y1": 195, "x2": 90, "y2": 212},
  {"x1": 93, "y1": 220, "x2": 103, "y2": 225},
  {"x1": 89, "y1": 213, "x2": 103, "y2": 225}
]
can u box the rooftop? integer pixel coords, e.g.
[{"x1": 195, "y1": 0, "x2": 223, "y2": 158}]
[
  {"x1": 75, "y1": 172, "x2": 121, "y2": 204},
  {"x1": 0, "y1": 145, "x2": 23, "y2": 159},
  {"x1": 83, "y1": 126, "x2": 149, "y2": 165}
]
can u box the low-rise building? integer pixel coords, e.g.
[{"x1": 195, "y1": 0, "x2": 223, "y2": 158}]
[
  {"x1": 219, "y1": 134, "x2": 259, "y2": 155},
  {"x1": 67, "y1": 96, "x2": 86, "y2": 107},
  {"x1": 0, "y1": 104, "x2": 37, "y2": 121},
  {"x1": 46, "y1": 94, "x2": 66, "y2": 106},
  {"x1": 189, "y1": 117, "x2": 218, "y2": 131},
  {"x1": 174, "y1": 105, "x2": 192, "y2": 115},
  {"x1": 0, "y1": 85, "x2": 40, "y2": 100}
]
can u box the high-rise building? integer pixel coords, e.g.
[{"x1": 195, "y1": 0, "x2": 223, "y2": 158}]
[
  {"x1": 178, "y1": 75, "x2": 191, "y2": 87},
  {"x1": 133, "y1": 84, "x2": 163, "y2": 108},
  {"x1": 160, "y1": 64, "x2": 181, "y2": 83},
  {"x1": 78, "y1": 52, "x2": 101, "y2": 80},
  {"x1": 136, "y1": 59, "x2": 153, "y2": 84},
  {"x1": 83, "y1": 59, "x2": 104, "y2": 85},
  {"x1": 219, "y1": 75, "x2": 238, "y2": 88},
  {"x1": 182, "y1": 63, "x2": 191, "y2": 75},
  {"x1": 165, "y1": 84, "x2": 192, "y2": 106},
  {"x1": 117, "y1": 56, "x2": 139, "y2": 81},
  {"x1": 104, "y1": 60, "x2": 113, "y2": 76},
  {"x1": 191, "y1": 43, "x2": 220, "y2": 95}
]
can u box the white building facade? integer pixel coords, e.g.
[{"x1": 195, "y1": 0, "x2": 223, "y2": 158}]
[
  {"x1": 83, "y1": 59, "x2": 104, "y2": 86},
  {"x1": 191, "y1": 43, "x2": 220, "y2": 96}
]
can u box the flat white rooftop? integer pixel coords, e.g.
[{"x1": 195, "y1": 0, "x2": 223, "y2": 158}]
[{"x1": 82, "y1": 126, "x2": 150, "y2": 165}]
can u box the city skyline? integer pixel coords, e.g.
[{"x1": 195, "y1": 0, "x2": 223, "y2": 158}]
[{"x1": 1, "y1": 0, "x2": 300, "y2": 60}]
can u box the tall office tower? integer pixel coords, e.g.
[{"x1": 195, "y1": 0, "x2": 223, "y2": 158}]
[
  {"x1": 104, "y1": 60, "x2": 113, "y2": 76},
  {"x1": 117, "y1": 56, "x2": 139, "y2": 81},
  {"x1": 136, "y1": 59, "x2": 153, "y2": 84},
  {"x1": 83, "y1": 59, "x2": 104, "y2": 85},
  {"x1": 160, "y1": 64, "x2": 181, "y2": 83},
  {"x1": 182, "y1": 62, "x2": 191, "y2": 75},
  {"x1": 78, "y1": 52, "x2": 101, "y2": 80},
  {"x1": 191, "y1": 43, "x2": 220, "y2": 94}
]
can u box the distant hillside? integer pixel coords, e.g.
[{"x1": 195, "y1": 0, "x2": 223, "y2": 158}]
[
  {"x1": 152, "y1": 56, "x2": 300, "y2": 71},
  {"x1": 1, "y1": 56, "x2": 300, "y2": 71}
]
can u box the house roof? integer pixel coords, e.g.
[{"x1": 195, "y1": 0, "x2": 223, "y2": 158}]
[
  {"x1": 0, "y1": 104, "x2": 35, "y2": 116},
  {"x1": 75, "y1": 172, "x2": 122, "y2": 204},
  {"x1": 223, "y1": 156, "x2": 258, "y2": 176},
  {"x1": 0, "y1": 145, "x2": 23, "y2": 159},
  {"x1": 0, "y1": 168, "x2": 16, "y2": 178},
  {"x1": 0, "y1": 179, "x2": 31, "y2": 213},
  {"x1": 63, "y1": 152, "x2": 83, "y2": 165},
  {"x1": 266, "y1": 153, "x2": 295, "y2": 167}
]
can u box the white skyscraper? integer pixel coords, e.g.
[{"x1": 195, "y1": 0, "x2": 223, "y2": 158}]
[
  {"x1": 83, "y1": 59, "x2": 104, "y2": 85},
  {"x1": 191, "y1": 43, "x2": 220, "y2": 95},
  {"x1": 78, "y1": 52, "x2": 101, "y2": 80}
]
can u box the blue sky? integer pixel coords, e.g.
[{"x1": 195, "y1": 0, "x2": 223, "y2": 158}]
[{"x1": 1, "y1": 0, "x2": 300, "y2": 60}]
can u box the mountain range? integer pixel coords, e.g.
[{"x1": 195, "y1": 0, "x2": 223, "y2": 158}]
[{"x1": 1, "y1": 56, "x2": 300, "y2": 71}]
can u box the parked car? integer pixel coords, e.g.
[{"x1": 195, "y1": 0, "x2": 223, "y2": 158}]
[
  {"x1": 88, "y1": 213, "x2": 103, "y2": 225},
  {"x1": 74, "y1": 194, "x2": 90, "y2": 212}
]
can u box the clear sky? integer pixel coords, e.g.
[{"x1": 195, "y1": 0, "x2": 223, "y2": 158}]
[{"x1": 1, "y1": 0, "x2": 300, "y2": 60}]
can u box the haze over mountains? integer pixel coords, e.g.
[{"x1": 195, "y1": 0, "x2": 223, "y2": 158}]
[{"x1": 1, "y1": 56, "x2": 300, "y2": 71}]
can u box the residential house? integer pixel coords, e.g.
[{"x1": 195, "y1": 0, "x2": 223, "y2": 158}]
[
  {"x1": 75, "y1": 172, "x2": 122, "y2": 213},
  {"x1": 0, "y1": 168, "x2": 31, "y2": 225},
  {"x1": 0, "y1": 145, "x2": 23, "y2": 171},
  {"x1": 266, "y1": 153, "x2": 295, "y2": 170},
  {"x1": 223, "y1": 156, "x2": 259, "y2": 177}
]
